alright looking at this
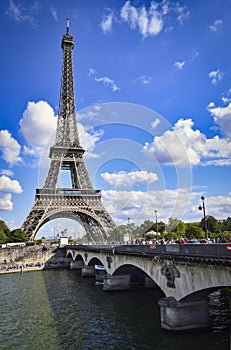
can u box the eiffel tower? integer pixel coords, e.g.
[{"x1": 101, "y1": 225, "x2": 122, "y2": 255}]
[{"x1": 22, "y1": 19, "x2": 115, "y2": 242}]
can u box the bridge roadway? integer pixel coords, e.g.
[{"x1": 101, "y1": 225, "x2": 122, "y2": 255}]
[{"x1": 65, "y1": 243, "x2": 231, "y2": 331}]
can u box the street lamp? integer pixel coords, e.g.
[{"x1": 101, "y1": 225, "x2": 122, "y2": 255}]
[
  {"x1": 154, "y1": 210, "x2": 158, "y2": 235},
  {"x1": 127, "y1": 217, "x2": 131, "y2": 243},
  {"x1": 198, "y1": 196, "x2": 209, "y2": 240}
]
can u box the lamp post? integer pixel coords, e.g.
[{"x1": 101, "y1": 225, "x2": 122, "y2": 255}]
[
  {"x1": 127, "y1": 217, "x2": 131, "y2": 243},
  {"x1": 154, "y1": 210, "x2": 158, "y2": 236},
  {"x1": 198, "y1": 196, "x2": 209, "y2": 240}
]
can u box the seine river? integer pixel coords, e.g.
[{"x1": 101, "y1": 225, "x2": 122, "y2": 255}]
[{"x1": 0, "y1": 269, "x2": 230, "y2": 350}]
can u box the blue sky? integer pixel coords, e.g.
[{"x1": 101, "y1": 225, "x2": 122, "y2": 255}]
[{"x1": 0, "y1": 0, "x2": 230, "y2": 238}]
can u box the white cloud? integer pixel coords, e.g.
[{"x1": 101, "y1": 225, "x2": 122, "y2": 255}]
[
  {"x1": 89, "y1": 69, "x2": 119, "y2": 92},
  {"x1": 174, "y1": 3, "x2": 190, "y2": 24},
  {"x1": 101, "y1": 170, "x2": 158, "y2": 187},
  {"x1": 0, "y1": 130, "x2": 22, "y2": 166},
  {"x1": 143, "y1": 118, "x2": 231, "y2": 167},
  {"x1": 5, "y1": 0, "x2": 35, "y2": 24},
  {"x1": 119, "y1": 1, "x2": 189, "y2": 38},
  {"x1": 209, "y1": 19, "x2": 222, "y2": 32},
  {"x1": 20, "y1": 100, "x2": 57, "y2": 150},
  {"x1": 209, "y1": 69, "x2": 224, "y2": 85},
  {"x1": 78, "y1": 123, "x2": 104, "y2": 158},
  {"x1": 50, "y1": 7, "x2": 58, "y2": 21},
  {"x1": 1, "y1": 169, "x2": 14, "y2": 176},
  {"x1": 208, "y1": 102, "x2": 231, "y2": 138},
  {"x1": 19, "y1": 100, "x2": 104, "y2": 163},
  {"x1": 174, "y1": 61, "x2": 185, "y2": 70},
  {"x1": 151, "y1": 118, "x2": 160, "y2": 129},
  {"x1": 207, "y1": 102, "x2": 215, "y2": 109},
  {"x1": 89, "y1": 68, "x2": 97, "y2": 76},
  {"x1": 120, "y1": 1, "x2": 164, "y2": 38},
  {"x1": 174, "y1": 52, "x2": 199, "y2": 70},
  {"x1": 100, "y1": 10, "x2": 114, "y2": 33},
  {"x1": 135, "y1": 75, "x2": 152, "y2": 85},
  {"x1": 101, "y1": 188, "x2": 193, "y2": 225},
  {"x1": 77, "y1": 105, "x2": 102, "y2": 121},
  {"x1": 0, "y1": 193, "x2": 13, "y2": 211},
  {"x1": 101, "y1": 187, "x2": 231, "y2": 226},
  {"x1": 94, "y1": 76, "x2": 120, "y2": 92},
  {"x1": 0, "y1": 175, "x2": 23, "y2": 194}
]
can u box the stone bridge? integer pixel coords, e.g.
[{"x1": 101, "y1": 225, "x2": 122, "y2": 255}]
[{"x1": 66, "y1": 243, "x2": 231, "y2": 331}]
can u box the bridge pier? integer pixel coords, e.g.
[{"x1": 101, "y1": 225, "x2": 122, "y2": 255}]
[
  {"x1": 103, "y1": 274, "x2": 131, "y2": 291},
  {"x1": 70, "y1": 261, "x2": 84, "y2": 270},
  {"x1": 81, "y1": 265, "x2": 95, "y2": 277},
  {"x1": 158, "y1": 297, "x2": 210, "y2": 331}
]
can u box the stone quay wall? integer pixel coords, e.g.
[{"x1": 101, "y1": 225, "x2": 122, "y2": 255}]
[{"x1": 0, "y1": 246, "x2": 70, "y2": 274}]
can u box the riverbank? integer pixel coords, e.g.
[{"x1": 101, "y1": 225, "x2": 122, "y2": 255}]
[
  {"x1": 0, "y1": 261, "x2": 70, "y2": 274},
  {"x1": 0, "y1": 245, "x2": 70, "y2": 274}
]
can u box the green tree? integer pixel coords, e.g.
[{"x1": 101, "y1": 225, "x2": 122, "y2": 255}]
[
  {"x1": 139, "y1": 220, "x2": 154, "y2": 235},
  {"x1": 9, "y1": 228, "x2": 29, "y2": 243},
  {"x1": 200, "y1": 216, "x2": 220, "y2": 235},
  {"x1": 0, "y1": 220, "x2": 10, "y2": 237},
  {"x1": 165, "y1": 218, "x2": 185, "y2": 238},
  {"x1": 185, "y1": 222, "x2": 204, "y2": 239},
  {"x1": 143, "y1": 220, "x2": 165, "y2": 234},
  {"x1": 0, "y1": 229, "x2": 8, "y2": 244},
  {"x1": 109, "y1": 225, "x2": 127, "y2": 243}
]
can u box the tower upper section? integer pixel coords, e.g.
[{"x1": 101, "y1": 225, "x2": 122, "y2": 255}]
[{"x1": 55, "y1": 19, "x2": 80, "y2": 148}]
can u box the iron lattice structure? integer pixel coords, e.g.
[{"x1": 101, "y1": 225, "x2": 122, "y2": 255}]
[{"x1": 22, "y1": 20, "x2": 115, "y2": 242}]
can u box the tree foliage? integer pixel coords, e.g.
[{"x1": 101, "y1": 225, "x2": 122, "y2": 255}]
[
  {"x1": 0, "y1": 222, "x2": 29, "y2": 244},
  {"x1": 8, "y1": 229, "x2": 29, "y2": 243}
]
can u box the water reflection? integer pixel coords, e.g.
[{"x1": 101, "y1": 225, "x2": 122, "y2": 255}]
[{"x1": 0, "y1": 270, "x2": 230, "y2": 350}]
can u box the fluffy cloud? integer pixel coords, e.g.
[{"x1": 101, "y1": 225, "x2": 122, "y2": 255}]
[
  {"x1": 143, "y1": 118, "x2": 231, "y2": 167},
  {"x1": 100, "y1": 1, "x2": 189, "y2": 38},
  {"x1": 100, "y1": 11, "x2": 114, "y2": 33},
  {"x1": 120, "y1": 1, "x2": 164, "y2": 37},
  {"x1": 78, "y1": 123, "x2": 104, "y2": 158},
  {"x1": 0, "y1": 130, "x2": 22, "y2": 166},
  {"x1": 208, "y1": 102, "x2": 231, "y2": 138},
  {"x1": 19, "y1": 100, "x2": 104, "y2": 163},
  {"x1": 0, "y1": 175, "x2": 23, "y2": 193},
  {"x1": 101, "y1": 170, "x2": 158, "y2": 187},
  {"x1": 101, "y1": 188, "x2": 193, "y2": 225},
  {"x1": 0, "y1": 193, "x2": 13, "y2": 211},
  {"x1": 1, "y1": 169, "x2": 14, "y2": 176},
  {"x1": 119, "y1": 1, "x2": 189, "y2": 38},
  {"x1": 209, "y1": 69, "x2": 224, "y2": 85},
  {"x1": 0, "y1": 175, "x2": 23, "y2": 211},
  {"x1": 20, "y1": 100, "x2": 57, "y2": 149},
  {"x1": 101, "y1": 187, "x2": 231, "y2": 226}
]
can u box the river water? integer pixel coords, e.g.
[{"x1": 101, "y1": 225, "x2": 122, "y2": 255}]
[{"x1": 0, "y1": 269, "x2": 230, "y2": 350}]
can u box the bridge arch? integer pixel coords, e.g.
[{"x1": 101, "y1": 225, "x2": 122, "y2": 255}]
[
  {"x1": 75, "y1": 253, "x2": 84, "y2": 263},
  {"x1": 113, "y1": 263, "x2": 163, "y2": 291},
  {"x1": 88, "y1": 257, "x2": 104, "y2": 267},
  {"x1": 66, "y1": 251, "x2": 73, "y2": 260}
]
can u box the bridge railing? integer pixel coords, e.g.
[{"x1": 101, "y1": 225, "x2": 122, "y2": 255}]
[{"x1": 66, "y1": 243, "x2": 231, "y2": 259}]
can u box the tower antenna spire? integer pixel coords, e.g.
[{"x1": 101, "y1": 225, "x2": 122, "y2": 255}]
[{"x1": 66, "y1": 18, "x2": 70, "y2": 34}]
